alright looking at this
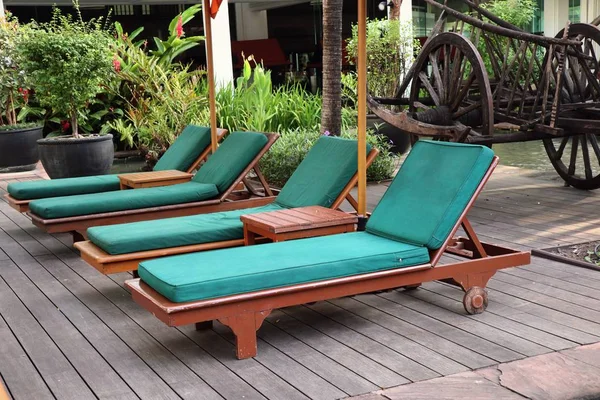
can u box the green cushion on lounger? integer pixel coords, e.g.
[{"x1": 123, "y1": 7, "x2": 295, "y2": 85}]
[
  {"x1": 275, "y1": 136, "x2": 371, "y2": 208},
  {"x1": 192, "y1": 131, "x2": 268, "y2": 193},
  {"x1": 138, "y1": 231, "x2": 430, "y2": 303},
  {"x1": 29, "y1": 182, "x2": 218, "y2": 219},
  {"x1": 7, "y1": 125, "x2": 211, "y2": 200},
  {"x1": 87, "y1": 203, "x2": 284, "y2": 255},
  {"x1": 366, "y1": 141, "x2": 494, "y2": 250},
  {"x1": 153, "y1": 125, "x2": 211, "y2": 171},
  {"x1": 7, "y1": 175, "x2": 122, "y2": 200}
]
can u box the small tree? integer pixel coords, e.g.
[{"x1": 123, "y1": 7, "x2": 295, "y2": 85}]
[
  {"x1": 347, "y1": 19, "x2": 419, "y2": 99},
  {"x1": 17, "y1": 2, "x2": 113, "y2": 137}
]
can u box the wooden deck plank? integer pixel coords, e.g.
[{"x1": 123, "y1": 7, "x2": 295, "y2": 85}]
[
  {"x1": 0, "y1": 287, "x2": 58, "y2": 400},
  {"x1": 495, "y1": 269, "x2": 600, "y2": 309},
  {"x1": 211, "y1": 321, "x2": 348, "y2": 400},
  {"x1": 382, "y1": 291, "x2": 552, "y2": 357},
  {"x1": 424, "y1": 281, "x2": 590, "y2": 347},
  {"x1": 487, "y1": 280, "x2": 600, "y2": 324},
  {"x1": 257, "y1": 320, "x2": 379, "y2": 396},
  {"x1": 355, "y1": 294, "x2": 523, "y2": 363},
  {"x1": 181, "y1": 326, "x2": 309, "y2": 400},
  {"x1": 329, "y1": 297, "x2": 496, "y2": 369},
  {"x1": 406, "y1": 285, "x2": 577, "y2": 351},
  {"x1": 267, "y1": 310, "x2": 410, "y2": 387},
  {"x1": 0, "y1": 255, "x2": 134, "y2": 399},
  {"x1": 281, "y1": 306, "x2": 440, "y2": 383},
  {"x1": 481, "y1": 286, "x2": 600, "y2": 339},
  {"x1": 32, "y1": 234, "x2": 270, "y2": 400},
  {"x1": 32, "y1": 254, "x2": 221, "y2": 400},
  {"x1": 307, "y1": 301, "x2": 469, "y2": 376}
]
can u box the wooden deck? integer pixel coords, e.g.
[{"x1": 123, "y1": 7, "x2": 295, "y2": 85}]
[{"x1": 1, "y1": 164, "x2": 600, "y2": 399}]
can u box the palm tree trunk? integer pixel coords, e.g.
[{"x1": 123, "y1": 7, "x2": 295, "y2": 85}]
[{"x1": 321, "y1": 0, "x2": 343, "y2": 135}]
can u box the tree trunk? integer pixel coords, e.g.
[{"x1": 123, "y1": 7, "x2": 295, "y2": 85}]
[{"x1": 321, "y1": 0, "x2": 343, "y2": 136}]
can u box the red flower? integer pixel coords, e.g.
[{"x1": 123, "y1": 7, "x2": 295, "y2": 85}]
[
  {"x1": 176, "y1": 15, "x2": 184, "y2": 38},
  {"x1": 113, "y1": 56, "x2": 121, "y2": 72},
  {"x1": 21, "y1": 89, "x2": 29, "y2": 103},
  {"x1": 60, "y1": 120, "x2": 70, "y2": 132}
]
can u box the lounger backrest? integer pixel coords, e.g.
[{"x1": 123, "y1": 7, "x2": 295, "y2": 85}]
[
  {"x1": 366, "y1": 141, "x2": 494, "y2": 250},
  {"x1": 153, "y1": 125, "x2": 211, "y2": 171},
  {"x1": 192, "y1": 131, "x2": 268, "y2": 193},
  {"x1": 275, "y1": 136, "x2": 371, "y2": 209}
]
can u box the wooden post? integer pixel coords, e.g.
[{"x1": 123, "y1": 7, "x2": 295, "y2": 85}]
[
  {"x1": 357, "y1": 0, "x2": 367, "y2": 216},
  {"x1": 203, "y1": 0, "x2": 219, "y2": 153}
]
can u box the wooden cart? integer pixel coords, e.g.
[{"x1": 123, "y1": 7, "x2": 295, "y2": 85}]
[{"x1": 369, "y1": 0, "x2": 600, "y2": 189}]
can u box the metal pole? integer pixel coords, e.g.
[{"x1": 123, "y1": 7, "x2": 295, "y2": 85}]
[
  {"x1": 202, "y1": 0, "x2": 218, "y2": 153},
  {"x1": 357, "y1": 0, "x2": 367, "y2": 216}
]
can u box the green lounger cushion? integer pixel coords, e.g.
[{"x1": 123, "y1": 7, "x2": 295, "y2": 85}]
[
  {"x1": 7, "y1": 125, "x2": 211, "y2": 200},
  {"x1": 275, "y1": 136, "x2": 371, "y2": 209},
  {"x1": 87, "y1": 203, "x2": 284, "y2": 255},
  {"x1": 29, "y1": 182, "x2": 218, "y2": 219},
  {"x1": 7, "y1": 175, "x2": 122, "y2": 200},
  {"x1": 138, "y1": 231, "x2": 430, "y2": 303},
  {"x1": 366, "y1": 141, "x2": 494, "y2": 250},
  {"x1": 153, "y1": 125, "x2": 211, "y2": 171},
  {"x1": 192, "y1": 131, "x2": 268, "y2": 193}
]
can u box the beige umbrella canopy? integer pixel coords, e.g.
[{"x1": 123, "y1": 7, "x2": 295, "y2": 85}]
[{"x1": 208, "y1": 0, "x2": 368, "y2": 215}]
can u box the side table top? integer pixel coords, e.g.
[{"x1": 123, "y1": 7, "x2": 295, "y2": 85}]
[
  {"x1": 241, "y1": 206, "x2": 358, "y2": 234},
  {"x1": 119, "y1": 170, "x2": 193, "y2": 184}
]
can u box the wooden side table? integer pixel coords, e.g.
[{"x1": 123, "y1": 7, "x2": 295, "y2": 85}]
[
  {"x1": 118, "y1": 170, "x2": 193, "y2": 189},
  {"x1": 241, "y1": 206, "x2": 358, "y2": 246}
]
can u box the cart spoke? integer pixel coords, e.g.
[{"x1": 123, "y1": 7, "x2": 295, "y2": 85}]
[
  {"x1": 587, "y1": 134, "x2": 600, "y2": 167},
  {"x1": 580, "y1": 135, "x2": 594, "y2": 180},
  {"x1": 418, "y1": 72, "x2": 441, "y2": 106},
  {"x1": 429, "y1": 52, "x2": 444, "y2": 103},
  {"x1": 555, "y1": 136, "x2": 569, "y2": 161},
  {"x1": 568, "y1": 135, "x2": 579, "y2": 176}
]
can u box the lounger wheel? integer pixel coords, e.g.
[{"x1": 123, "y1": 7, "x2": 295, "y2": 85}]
[
  {"x1": 463, "y1": 287, "x2": 488, "y2": 315},
  {"x1": 402, "y1": 284, "x2": 421, "y2": 291}
]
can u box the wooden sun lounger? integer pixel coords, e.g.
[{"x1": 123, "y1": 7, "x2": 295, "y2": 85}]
[
  {"x1": 125, "y1": 155, "x2": 530, "y2": 359},
  {"x1": 5, "y1": 128, "x2": 229, "y2": 213},
  {"x1": 75, "y1": 148, "x2": 379, "y2": 275},
  {"x1": 28, "y1": 132, "x2": 278, "y2": 241}
]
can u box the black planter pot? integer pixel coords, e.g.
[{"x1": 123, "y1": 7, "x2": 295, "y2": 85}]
[
  {"x1": 0, "y1": 125, "x2": 43, "y2": 173},
  {"x1": 37, "y1": 134, "x2": 114, "y2": 179},
  {"x1": 367, "y1": 115, "x2": 411, "y2": 154}
]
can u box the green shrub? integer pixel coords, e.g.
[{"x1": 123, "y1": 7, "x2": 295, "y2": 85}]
[
  {"x1": 17, "y1": 3, "x2": 113, "y2": 137},
  {"x1": 260, "y1": 129, "x2": 396, "y2": 188}
]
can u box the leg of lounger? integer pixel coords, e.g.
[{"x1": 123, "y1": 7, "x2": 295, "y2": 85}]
[
  {"x1": 219, "y1": 310, "x2": 271, "y2": 359},
  {"x1": 195, "y1": 321, "x2": 213, "y2": 330},
  {"x1": 71, "y1": 231, "x2": 85, "y2": 244}
]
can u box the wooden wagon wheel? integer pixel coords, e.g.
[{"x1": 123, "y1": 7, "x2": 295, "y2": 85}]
[
  {"x1": 543, "y1": 23, "x2": 600, "y2": 190},
  {"x1": 409, "y1": 32, "x2": 494, "y2": 143}
]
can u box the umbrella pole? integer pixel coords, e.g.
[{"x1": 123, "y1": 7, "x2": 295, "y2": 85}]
[
  {"x1": 357, "y1": 0, "x2": 367, "y2": 216},
  {"x1": 203, "y1": 0, "x2": 218, "y2": 153}
]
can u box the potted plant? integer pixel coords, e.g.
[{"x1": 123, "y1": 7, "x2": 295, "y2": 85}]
[
  {"x1": 0, "y1": 13, "x2": 43, "y2": 173},
  {"x1": 346, "y1": 19, "x2": 419, "y2": 154},
  {"x1": 17, "y1": 3, "x2": 115, "y2": 178}
]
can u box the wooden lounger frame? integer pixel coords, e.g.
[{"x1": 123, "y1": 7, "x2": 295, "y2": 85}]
[
  {"x1": 75, "y1": 148, "x2": 380, "y2": 275},
  {"x1": 4, "y1": 128, "x2": 229, "y2": 213},
  {"x1": 125, "y1": 156, "x2": 531, "y2": 360},
  {"x1": 27, "y1": 132, "x2": 279, "y2": 239}
]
